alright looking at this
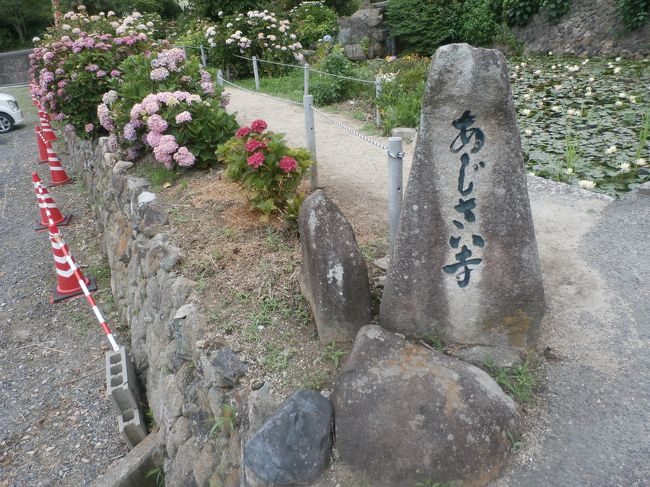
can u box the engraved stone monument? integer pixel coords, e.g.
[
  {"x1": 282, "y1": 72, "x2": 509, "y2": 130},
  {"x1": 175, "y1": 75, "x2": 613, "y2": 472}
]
[{"x1": 380, "y1": 43, "x2": 545, "y2": 349}]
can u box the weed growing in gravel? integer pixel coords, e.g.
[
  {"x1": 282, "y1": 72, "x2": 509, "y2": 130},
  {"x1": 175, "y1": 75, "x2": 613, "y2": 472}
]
[
  {"x1": 168, "y1": 207, "x2": 189, "y2": 225},
  {"x1": 485, "y1": 359, "x2": 538, "y2": 403},
  {"x1": 263, "y1": 343, "x2": 295, "y2": 371},
  {"x1": 421, "y1": 332, "x2": 444, "y2": 351},
  {"x1": 264, "y1": 226, "x2": 289, "y2": 252},
  {"x1": 414, "y1": 481, "x2": 448, "y2": 487},
  {"x1": 135, "y1": 162, "x2": 177, "y2": 188},
  {"x1": 359, "y1": 238, "x2": 388, "y2": 261},
  {"x1": 145, "y1": 466, "x2": 165, "y2": 487},
  {"x1": 508, "y1": 431, "x2": 522, "y2": 453},
  {"x1": 210, "y1": 403, "x2": 237, "y2": 436},
  {"x1": 323, "y1": 342, "x2": 347, "y2": 369},
  {"x1": 302, "y1": 369, "x2": 330, "y2": 390},
  {"x1": 88, "y1": 261, "x2": 111, "y2": 287}
]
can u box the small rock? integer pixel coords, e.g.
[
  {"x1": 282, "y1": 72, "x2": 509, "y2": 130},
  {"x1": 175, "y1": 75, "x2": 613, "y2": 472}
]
[
  {"x1": 112, "y1": 160, "x2": 134, "y2": 174},
  {"x1": 247, "y1": 383, "x2": 282, "y2": 436},
  {"x1": 243, "y1": 390, "x2": 333, "y2": 486},
  {"x1": 390, "y1": 127, "x2": 418, "y2": 144},
  {"x1": 211, "y1": 347, "x2": 248, "y2": 387}
]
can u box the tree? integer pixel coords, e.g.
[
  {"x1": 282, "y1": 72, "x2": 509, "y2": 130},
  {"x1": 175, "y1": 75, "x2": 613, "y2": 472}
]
[{"x1": 0, "y1": 0, "x2": 51, "y2": 45}]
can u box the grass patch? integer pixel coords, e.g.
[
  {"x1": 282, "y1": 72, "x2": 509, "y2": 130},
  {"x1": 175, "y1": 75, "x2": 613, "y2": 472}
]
[
  {"x1": 134, "y1": 159, "x2": 177, "y2": 188},
  {"x1": 236, "y1": 70, "x2": 305, "y2": 103},
  {"x1": 485, "y1": 359, "x2": 538, "y2": 403},
  {"x1": 209, "y1": 403, "x2": 237, "y2": 436}
]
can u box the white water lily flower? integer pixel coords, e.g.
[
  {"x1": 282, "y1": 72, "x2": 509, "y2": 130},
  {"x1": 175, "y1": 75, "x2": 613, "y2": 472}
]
[
  {"x1": 613, "y1": 67, "x2": 621, "y2": 74},
  {"x1": 619, "y1": 163, "x2": 631, "y2": 173},
  {"x1": 589, "y1": 77, "x2": 595, "y2": 82},
  {"x1": 522, "y1": 109, "x2": 532, "y2": 116},
  {"x1": 636, "y1": 158, "x2": 647, "y2": 166},
  {"x1": 524, "y1": 129, "x2": 532, "y2": 136},
  {"x1": 567, "y1": 109, "x2": 577, "y2": 116},
  {"x1": 551, "y1": 105, "x2": 562, "y2": 113},
  {"x1": 582, "y1": 59, "x2": 589, "y2": 64},
  {"x1": 564, "y1": 167, "x2": 574, "y2": 174},
  {"x1": 534, "y1": 69, "x2": 541, "y2": 75},
  {"x1": 629, "y1": 96, "x2": 637, "y2": 104},
  {"x1": 521, "y1": 62, "x2": 527, "y2": 67},
  {"x1": 578, "y1": 180, "x2": 596, "y2": 189},
  {"x1": 551, "y1": 64, "x2": 557, "y2": 69},
  {"x1": 523, "y1": 93, "x2": 531, "y2": 100},
  {"x1": 606, "y1": 145, "x2": 617, "y2": 154},
  {"x1": 554, "y1": 84, "x2": 562, "y2": 90},
  {"x1": 619, "y1": 92, "x2": 627, "y2": 98},
  {"x1": 616, "y1": 57, "x2": 622, "y2": 62}
]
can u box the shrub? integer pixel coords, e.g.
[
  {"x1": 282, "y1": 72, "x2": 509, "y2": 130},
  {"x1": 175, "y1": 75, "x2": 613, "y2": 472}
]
[
  {"x1": 217, "y1": 119, "x2": 313, "y2": 216},
  {"x1": 30, "y1": 7, "x2": 162, "y2": 138},
  {"x1": 459, "y1": 0, "x2": 501, "y2": 46},
  {"x1": 502, "y1": 0, "x2": 541, "y2": 26},
  {"x1": 311, "y1": 45, "x2": 364, "y2": 105},
  {"x1": 616, "y1": 0, "x2": 650, "y2": 31},
  {"x1": 203, "y1": 10, "x2": 302, "y2": 77},
  {"x1": 386, "y1": 0, "x2": 463, "y2": 55},
  {"x1": 540, "y1": 0, "x2": 573, "y2": 23},
  {"x1": 289, "y1": 1, "x2": 339, "y2": 49}
]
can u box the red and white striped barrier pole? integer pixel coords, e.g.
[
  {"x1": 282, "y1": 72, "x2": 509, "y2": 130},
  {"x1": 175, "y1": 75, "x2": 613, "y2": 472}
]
[{"x1": 48, "y1": 224, "x2": 118, "y2": 351}]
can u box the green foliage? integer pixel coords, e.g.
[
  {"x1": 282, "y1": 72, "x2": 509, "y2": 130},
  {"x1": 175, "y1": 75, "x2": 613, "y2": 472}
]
[
  {"x1": 323, "y1": 342, "x2": 347, "y2": 368},
  {"x1": 209, "y1": 403, "x2": 237, "y2": 435},
  {"x1": 311, "y1": 45, "x2": 363, "y2": 105},
  {"x1": 421, "y1": 333, "x2": 444, "y2": 351},
  {"x1": 387, "y1": 0, "x2": 463, "y2": 55},
  {"x1": 485, "y1": 359, "x2": 537, "y2": 403},
  {"x1": 458, "y1": 0, "x2": 501, "y2": 46},
  {"x1": 503, "y1": 0, "x2": 540, "y2": 26},
  {"x1": 289, "y1": 1, "x2": 338, "y2": 49},
  {"x1": 540, "y1": 0, "x2": 572, "y2": 23},
  {"x1": 0, "y1": 0, "x2": 50, "y2": 48},
  {"x1": 145, "y1": 466, "x2": 165, "y2": 487},
  {"x1": 218, "y1": 122, "x2": 313, "y2": 216},
  {"x1": 616, "y1": 0, "x2": 650, "y2": 31},
  {"x1": 636, "y1": 110, "x2": 650, "y2": 159}
]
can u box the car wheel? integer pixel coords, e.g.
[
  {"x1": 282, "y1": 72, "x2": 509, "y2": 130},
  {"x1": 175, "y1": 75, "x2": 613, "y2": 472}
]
[{"x1": 0, "y1": 113, "x2": 14, "y2": 133}]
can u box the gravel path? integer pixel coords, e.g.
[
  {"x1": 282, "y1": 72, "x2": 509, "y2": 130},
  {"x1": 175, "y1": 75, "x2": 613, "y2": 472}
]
[{"x1": 0, "y1": 88, "x2": 127, "y2": 487}]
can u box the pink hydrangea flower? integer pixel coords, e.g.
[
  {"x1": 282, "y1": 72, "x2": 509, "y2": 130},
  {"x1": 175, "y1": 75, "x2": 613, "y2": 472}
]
[
  {"x1": 96, "y1": 70, "x2": 106, "y2": 78},
  {"x1": 85, "y1": 64, "x2": 98, "y2": 72},
  {"x1": 110, "y1": 70, "x2": 121, "y2": 77},
  {"x1": 175, "y1": 111, "x2": 192, "y2": 123},
  {"x1": 173, "y1": 147, "x2": 196, "y2": 167},
  {"x1": 251, "y1": 119, "x2": 267, "y2": 133},
  {"x1": 156, "y1": 134, "x2": 179, "y2": 155},
  {"x1": 85, "y1": 123, "x2": 94, "y2": 132},
  {"x1": 278, "y1": 155, "x2": 298, "y2": 173},
  {"x1": 147, "y1": 114, "x2": 168, "y2": 133},
  {"x1": 146, "y1": 131, "x2": 162, "y2": 147},
  {"x1": 150, "y1": 67, "x2": 169, "y2": 81},
  {"x1": 123, "y1": 123, "x2": 137, "y2": 141},
  {"x1": 245, "y1": 139, "x2": 267, "y2": 153},
  {"x1": 235, "y1": 126, "x2": 251, "y2": 138},
  {"x1": 247, "y1": 152, "x2": 265, "y2": 169}
]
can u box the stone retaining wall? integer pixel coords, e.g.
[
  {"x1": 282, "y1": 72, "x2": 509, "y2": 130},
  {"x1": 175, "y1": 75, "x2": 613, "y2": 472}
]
[
  {"x1": 0, "y1": 49, "x2": 32, "y2": 86},
  {"x1": 64, "y1": 133, "x2": 244, "y2": 487},
  {"x1": 513, "y1": 0, "x2": 650, "y2": 57}
]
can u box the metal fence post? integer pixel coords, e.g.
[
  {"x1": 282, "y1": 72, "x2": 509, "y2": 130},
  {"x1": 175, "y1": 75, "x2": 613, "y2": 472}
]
[
  {"x1": 217, "y1": 69, "x2": 223, "y2": 87},
  {"x1": 387, "y1": 137, "x2": 403, "y2": 250},
  {"x1": 200, "y1": 45, "x2": 207, "y2": 67},
  {"x1": 304, "y1": 63, "x2": 310, "y2": 95},
  {"x1": 304, "y1": 94, "x2": 318, "y2": 189},
  {"x1": 252, "y1": 56, "x2": 260, "y2": 91},
  {"x1": 375, "y1": 75, "x2": 383, "y2": 128},
  {"x1": 182, "y1": 46, "x2": 187, "y2": 58},
  {"x1": 225, "y1": 66, "x2": 231, "y2": 81}
]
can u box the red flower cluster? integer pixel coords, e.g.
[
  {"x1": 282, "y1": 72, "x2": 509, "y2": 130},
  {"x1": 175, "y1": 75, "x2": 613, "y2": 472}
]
[
  {"x1": 245, "y1": 139, "x2": 267, "y2": 153},
  {"x1": 235, "y1": 126, "x2": 251, "y2": 138},
  {"x1": 278, "y1": 155, "x2": 298, "y2": 173},
  {"x1": 251, "y1": 119, "x2": 267, "y2": 133},
  {"x1": 247, "y1": 152, "x2": 265, "y2": 168}
]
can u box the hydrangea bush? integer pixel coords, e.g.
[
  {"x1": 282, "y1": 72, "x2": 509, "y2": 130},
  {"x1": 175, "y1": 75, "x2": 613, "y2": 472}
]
[
  {"x1": 204, "y1": 10, "x2": 302, "y2": 77},
  {"x1": 217, "y1": 119, "x2": 313, "y2": 215},
  {"x1": 289, "y1": 1, "x2": 338, "y2": 50},
  {"x1": 30, "y1": 6, "x2": 163, "y2": 138}
]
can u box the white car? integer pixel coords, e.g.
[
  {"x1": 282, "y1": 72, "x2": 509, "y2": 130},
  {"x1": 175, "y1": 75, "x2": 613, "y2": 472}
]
[{"x1": 0, "y1": 92, "x2": 24, "y2": 133}]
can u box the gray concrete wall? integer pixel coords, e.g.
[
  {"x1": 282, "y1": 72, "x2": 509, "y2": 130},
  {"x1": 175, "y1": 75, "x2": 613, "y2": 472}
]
[
  {"x1": 513, "y1": 0, "x2": 650, "y2": 57},
  {"x1": 0, "y1": 49, "x2": 32, "y2": 86}
]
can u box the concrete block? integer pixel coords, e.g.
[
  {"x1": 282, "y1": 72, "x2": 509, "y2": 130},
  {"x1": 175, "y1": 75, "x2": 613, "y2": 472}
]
[
  {"x1": 106, "y1": 347, "x2": 141, "y2": 414},
  {"x1": 119, "y1": 407, "x2": 148, "y2": 449}
]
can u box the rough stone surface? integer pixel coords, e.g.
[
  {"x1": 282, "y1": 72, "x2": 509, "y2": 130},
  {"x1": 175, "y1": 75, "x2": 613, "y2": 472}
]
[
  {"x1": 243, "y1": 389, "x2": 333, "y2": 486},
  {"x1": 455, "y1": 345, "x2": 522, "y2": 370},
  {"x1": 512, "y1": 0, "x2": 650, "y2": 57},
  {"x1": 380, "y1": 44, "x2": 545, "y2": 349},
  {"x1": 390, "y1": 127, "x2": 418, "y2": 143},
  {"x1": 209, "y1": 347, "x2": 248, "y2": 387},
  {"x1": 298, "y1": 189, "x2": 372, "y2": 343},
  {"x1": 337, "y1": 3, "x2": 389, "y2": 60},
  {"x1": 247, "y1": 384, "x2": 283, "y2": 436},
  {"x1": 333, "y1": 325, "x2": 520, "y2": 487}
]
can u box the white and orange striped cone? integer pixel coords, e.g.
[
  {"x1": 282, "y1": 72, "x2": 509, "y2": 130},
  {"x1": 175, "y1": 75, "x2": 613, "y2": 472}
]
[
  {"x1": 38, "y1": 111, "x2": 57, "y2": 142},
  {"x1": 32, "y1": 172, "x2": 71, "y2": 231},
  {"x1": 45, "y1": 140, "x2": 72, "y2": 186},
  {"x1": 48, "y1": 224, "x2": 96, "y2": 303},
  {"x1": 35, "y1": 126, "x2": 48, "y2": 163}
]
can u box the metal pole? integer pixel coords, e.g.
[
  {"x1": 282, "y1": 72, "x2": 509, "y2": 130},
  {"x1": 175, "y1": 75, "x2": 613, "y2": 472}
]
[
  {"x1": 304, "y1": 95, "x2": 318, "y2": 189},
  {"x1": 252, "y1": 56, "x2": 260, "y2": 91},
  {"x1": 387, "y1": 137, "x2": 403, "y2": 250},
  {"x1": 375, "y1": 76, "x2": 382, "y2": 128},
  {"x1": 226, "y1": 66, "x2": 231, "y2": 81},
  {"x1": 200, "y1": 45, "x2": 207, "y2": 67},
  {"x1": 304, "y1": 63, "x2": 310, "y2": 95},
  {"x1": 217, "y1": 69, "x2": 224, "y2": 87},
  {"x1": 183, "y1": 46, "x2": 187, "y2": 58}
]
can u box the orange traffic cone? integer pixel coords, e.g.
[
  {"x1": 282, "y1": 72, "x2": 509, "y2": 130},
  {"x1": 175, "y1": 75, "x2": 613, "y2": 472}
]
[
  {"x1": 46, "y1": 141, "x2": 72, "y2": 186},
  {"x1": 35, "y1": 127, "x2": 48, "y2": 163},
  {"x1": 48, "y1": 224, "x2": 96, "y2": 303},
  {"x1": 32, "y1": 172, "x2": 71, "y2": 231},
  {"x1": 39, "y1": 111, "x2": 56, "y2": 142}
]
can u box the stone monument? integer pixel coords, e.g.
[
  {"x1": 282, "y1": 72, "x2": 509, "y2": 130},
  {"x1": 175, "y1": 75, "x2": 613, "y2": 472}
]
[{"x1": 380, "y1": 43, "x2": 545, "y2": 349}]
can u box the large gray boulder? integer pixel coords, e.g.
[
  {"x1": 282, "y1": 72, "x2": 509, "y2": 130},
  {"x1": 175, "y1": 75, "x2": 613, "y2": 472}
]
[
  {"x1": 333, "y1": 325, "x2": 520, "y2": 487},
  {"x1": 380, "y1": 43, "x2": 545, "y2": 349},
  {"x1": 298, "y1": 190, "x2": 372, "y2": 344},
  {"x1": 243, "y1": 389, "x2": 333, "y2": 486}
]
